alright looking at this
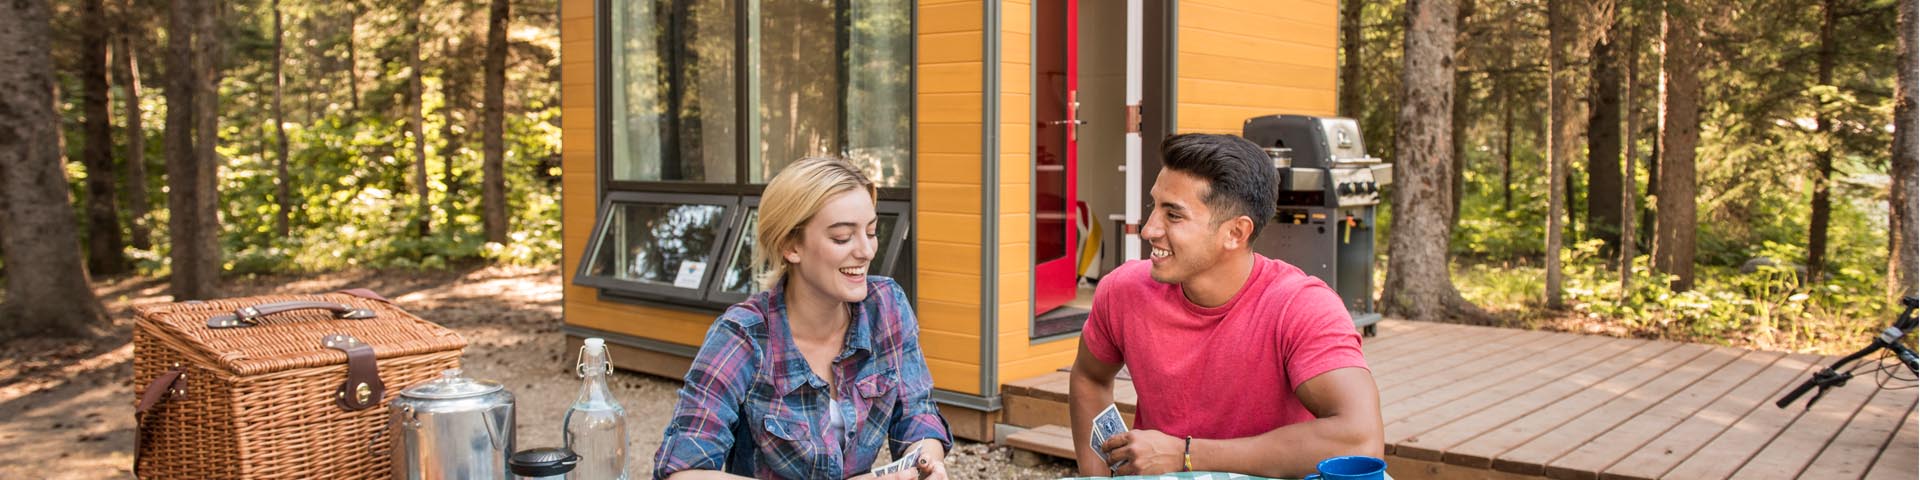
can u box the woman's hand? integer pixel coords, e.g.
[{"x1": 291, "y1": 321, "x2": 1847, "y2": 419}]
[
  {"x1": 910, "y1": 438, "x2": 949, "y2": 480},
  {"x1": 850, "y1": 439, "x2": 948, "y2": 480}
]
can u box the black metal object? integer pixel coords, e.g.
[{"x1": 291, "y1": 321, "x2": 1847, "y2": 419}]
[
  {"x1": 1776, "y1": 296, "x2": 1919, "y2": 410},
  {"x1": 1242, "y1": 115, "x2": 1391, "y2": 335}
]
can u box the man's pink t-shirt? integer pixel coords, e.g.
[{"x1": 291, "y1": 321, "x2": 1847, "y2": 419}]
[{"x1": 1082, "y1": 254, "x2": 1369, "y2": 440}]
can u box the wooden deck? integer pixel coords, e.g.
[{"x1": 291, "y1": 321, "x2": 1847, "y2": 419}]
[{"x1": 997, "y1": 319, "x2": 1919, "y2": 480}]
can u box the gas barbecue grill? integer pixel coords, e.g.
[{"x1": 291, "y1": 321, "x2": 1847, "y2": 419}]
[{"x1": 1242, "y1": 115, "x2": 1391, "y2": 335}]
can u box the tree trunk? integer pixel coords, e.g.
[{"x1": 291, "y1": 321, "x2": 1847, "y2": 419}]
[
  {"x1": 272, "y1": 0, "x2": 291, "y2": 238},
  {"x1": 1806, "y1": 0, "x2": 1837, "y2": 283},
  {"x1": 1502, "y1": 81, "x2": 1514, "y2": 212},
  {"x1": 81, "y1": 0, "x2": 128, "y2": 276},
  {"x1": 1654, "y1": 0, "x2": 1701, "y2": 292},
  {"x1": 1588, "y1": 35, "x2": 1624, "y2": 256},
  {"x1": 1621, "y1": 16, "x2": 1641, "y2": 291},
  {"x1": 165, "y1": 0, "x2": 222, "y2": 300},
  {"x1": 1891, "y1": 0, "x2": 1918, "y2": 300},
  {"x1": 1643, "y1": 119, "x2": 1659, "y2": 247},
  {"x1": 0, "y1": 0, "x2": 111, "y2": 339},
  {"x1": 1450, "y1": 0, "x2": 1475, "y2": 228},
  {"x1": 1339, "y1": 0, "x2": 1366, "y2": 119},
  {"x1": 1382, "y1": 0, "x2": 1491, "y2": 323},
  {"x1": 120, "y1": 1, "x2": 150, "y2": 250},
  {"x1": 483, "y1": 0, "x2": 510, "y2": 244},
  {"x1": 346, "y1": 0, "x2": 361, "y2": 112},
  {"x1": 439, "y1": 36, "x2": 464, "y2": 227},
  {"x1": 1545, "y1": 0, "x2": 1579, "y2": 309},
  {"x1": 408, "y1": 0, "x2": 430, "y2": 237}
]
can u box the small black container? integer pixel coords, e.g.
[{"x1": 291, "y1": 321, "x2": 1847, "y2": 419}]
[{"x1": 508, "y1": 447, "x2": 579, "y2": 480}]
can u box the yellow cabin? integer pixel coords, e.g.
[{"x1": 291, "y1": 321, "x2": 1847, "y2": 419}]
[{"x1": 559, "y1": 0, "x2": 1336, "y2": 441}]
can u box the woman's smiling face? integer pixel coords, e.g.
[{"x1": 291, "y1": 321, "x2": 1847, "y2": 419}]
[{"x1": 784, "y1": 190, "x2": 880, "y2": 303}]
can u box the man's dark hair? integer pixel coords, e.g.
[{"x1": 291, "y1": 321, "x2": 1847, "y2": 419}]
[{"x1": 1159, "y1": 133, "x2": 1276, "y2": 240}]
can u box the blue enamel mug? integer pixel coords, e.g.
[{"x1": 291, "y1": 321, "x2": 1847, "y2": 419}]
[{"x1": 1302, "y1": 455, "x2": 1387, "y2": 480}]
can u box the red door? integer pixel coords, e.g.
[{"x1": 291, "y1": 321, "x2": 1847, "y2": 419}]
[{"x1": 1034, "y1": 0, "x2": 1079, "y2": 315}]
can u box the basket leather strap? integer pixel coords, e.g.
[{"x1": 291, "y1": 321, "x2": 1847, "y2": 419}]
[
  {"x1": 134, "y1": 367, "x2": 186, "y2": 479},
  {"x1": 207, "y1": 300, "x2": 377, "y2": 328},
  {"x1": 334, "y1": 288, "x2": 392, "y2": 303},
  {"x1": 325, "y1": 334, "x2": 386, "y2": 411}
]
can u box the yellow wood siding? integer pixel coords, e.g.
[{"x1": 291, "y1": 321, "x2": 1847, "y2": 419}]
[
  {"x1": 1175, "y1": 0, "x2": 1339, "y2": 134},
  {"x1": 917, "y1": 0, "x2": 990, "y2": 395},
  {"x1": 995, "y1": 0, "x2": 1034, "y2": 373}
]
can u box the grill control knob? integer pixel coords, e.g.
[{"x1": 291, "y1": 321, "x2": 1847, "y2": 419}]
[
  {"x1": 1365, "y1": 182, "x2": 1378, "y2": 194},
  {"x1": 1338, "y1": 183, "x2": 1352, "y2": 195}
]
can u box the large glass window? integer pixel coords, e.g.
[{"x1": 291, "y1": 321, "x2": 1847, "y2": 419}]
[
  {"x1": 842, "y1": 0, "x2": 913, "y2": 187},
  {"x1": 595, "y1": 0, "x2": 913, "y2": 307},
  {"x1": 608, "y1": 0, "x2": 911, "y2": 187},
  {"x1": 610, "y1": 0, "x2": 737, "y2": 182}
]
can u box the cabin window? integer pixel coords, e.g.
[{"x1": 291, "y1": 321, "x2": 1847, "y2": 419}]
[
  {"x1": 574, "y1": 193, "x2": 740, "y2": 302},
  {"x1": 593, "y1": 0, "x2": 915, "y2": 308}
]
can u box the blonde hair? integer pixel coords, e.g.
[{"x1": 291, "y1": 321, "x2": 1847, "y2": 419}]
[{"x1": 755, "y1": 157, "x2": 878, "y2": 290}]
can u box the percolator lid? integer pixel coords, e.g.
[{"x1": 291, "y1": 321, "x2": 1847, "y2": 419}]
[{"x1": 398, "y1": 368, "x2": 504, "y2": 399}]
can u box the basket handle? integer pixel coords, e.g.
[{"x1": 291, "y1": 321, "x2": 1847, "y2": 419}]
[
  {"x1": 135, "y1": 366, "x2": 187, "y2": 479},
  {"x1": 206, "y1": 300, "x2": 377, "y2": 329}
]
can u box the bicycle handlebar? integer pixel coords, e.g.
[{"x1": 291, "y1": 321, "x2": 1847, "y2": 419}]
[{"x1": 1775, "y1": 296, "x2": 1918, "y2": 410}]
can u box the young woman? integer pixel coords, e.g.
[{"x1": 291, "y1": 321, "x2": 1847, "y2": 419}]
[{"x1": 653, "y1": 157, "x2": 952, "y2": 480}]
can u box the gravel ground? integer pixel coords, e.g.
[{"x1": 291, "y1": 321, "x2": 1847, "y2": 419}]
[{"x1": 0, "y1": 266, "x2": 1074, "y2": 479}]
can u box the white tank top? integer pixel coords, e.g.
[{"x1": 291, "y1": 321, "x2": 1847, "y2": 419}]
[{"x1": 827, "y1": 398, "x2": 846, "y2": 440}]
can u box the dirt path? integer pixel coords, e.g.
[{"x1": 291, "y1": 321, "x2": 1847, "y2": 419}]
[{"x1": 0, "y1": 266, "x2": 1070, "y2": 479}]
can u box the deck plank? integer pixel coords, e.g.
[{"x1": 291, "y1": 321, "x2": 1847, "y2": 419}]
[
  {"x1": 1597, "y1": 353, "x2": 1822, "y2": 480},
  {"x1": 1382, "y1": 334, "x2": 1628, "y2": 455},
  {"x1": 1862, "y1": 406, "x2": 1918, "y2": 480},
  {"x1": 1369, "y1": 328, "x2": 1539, "y2": 396},
  {"x1": 1661, "y1": 354, "x2": 1877, "y2": 480},
  {"x1": 1366, "y1": 321, "x2": 1485, "y2": 358},
  {"x1": 1392, "y1": 339, "x2": 1677, "y2": 463},
  {"x1": 1544, "y1": 349, "x2": 1785, "y2": 480},
  {"x1": 1792, "y1": 378, "x2": 1917, "y2": 479},
  {"x1": 1363, "y1": 320, "x2": 1458, "y2": 357},
  {"x1": 1491, "y1": 345, "x2": 1744, "y2": 476},
  {"x1": 1445, "y1": 343, "x2": 1716, "y2": 471},
  {"x1": 1359, "y1": 320, "x2": 1436, "y2": 347},
  {"x1": 1716, "y1": 353, "x2": 1884, "y2": 480},
  {"x1": 1382, "y1": 334, "x2": 1614, "y2": 423},
  {"x1": 1377, "y1": 329, "x2": 1581, "y2": 403},
  {"x1": 1367, "y1": 324, "x2": 1526, "y2": 376}
]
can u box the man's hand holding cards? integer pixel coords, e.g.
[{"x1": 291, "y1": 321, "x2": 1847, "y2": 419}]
[{"x1": 1090, "y1": 404, "x2": 1130, "y2": 471}]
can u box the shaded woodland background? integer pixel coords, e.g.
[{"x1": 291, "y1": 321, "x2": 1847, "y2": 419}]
[{"x1": 0, "y1": 0, "x2": 1914, "y2": 355}]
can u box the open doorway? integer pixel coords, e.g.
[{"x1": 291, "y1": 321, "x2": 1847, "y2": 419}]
[{"x1": 1032, "y1": 0, "x2": 1167, "y2": 339}]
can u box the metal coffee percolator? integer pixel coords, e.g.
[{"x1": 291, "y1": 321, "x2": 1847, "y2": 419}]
[{"x1": 389, "y1": 368, "x2": 516, "y2": 479}]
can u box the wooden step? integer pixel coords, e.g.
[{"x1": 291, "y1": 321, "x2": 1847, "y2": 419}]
[{"x1": 1005, "y1": 424, "x2": 1078, "y2": 462}]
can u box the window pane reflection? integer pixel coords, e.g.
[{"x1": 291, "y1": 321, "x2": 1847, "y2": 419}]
[
  {"x1": 753, "y1": 0, "x2": 911, "y2": 188},
  {"x1": 585, "y1": 202, "x2": 730, "y2": 288},
  {"x1": 611, "y1": 0, "x2": 737, "y2": 182}
]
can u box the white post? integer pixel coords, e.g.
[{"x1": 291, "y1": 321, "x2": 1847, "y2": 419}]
[{"x1": 1122, "y1": 0, "x2": 1144, "y2": 261}]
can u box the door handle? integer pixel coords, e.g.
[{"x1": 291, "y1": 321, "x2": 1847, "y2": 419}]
[{"x1": 1046, "y1": 120, "x2": 1088, "y2": 126}]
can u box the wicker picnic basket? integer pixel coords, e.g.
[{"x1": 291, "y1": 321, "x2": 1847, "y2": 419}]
[{"x1": 132, "y1": 289, "x2": 467, "y2": 479}]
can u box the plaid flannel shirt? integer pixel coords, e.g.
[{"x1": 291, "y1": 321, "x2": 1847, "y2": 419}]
[{"x1": 652, "y1": 276, "x2": 953, "y2": 480}]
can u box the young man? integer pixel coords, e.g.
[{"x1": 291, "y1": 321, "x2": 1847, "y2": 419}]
[{"x1": 1069, "y1": 134, "x2": 1384, "y2": 478}]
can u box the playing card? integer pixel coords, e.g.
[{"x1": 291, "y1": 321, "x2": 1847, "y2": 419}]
[
  {"x1": 1090, "y1": 404, "x2": 1129, "y2": 468},
  {"x1": 871, "y1": 445, "x2": 922, "y2": 477}
]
